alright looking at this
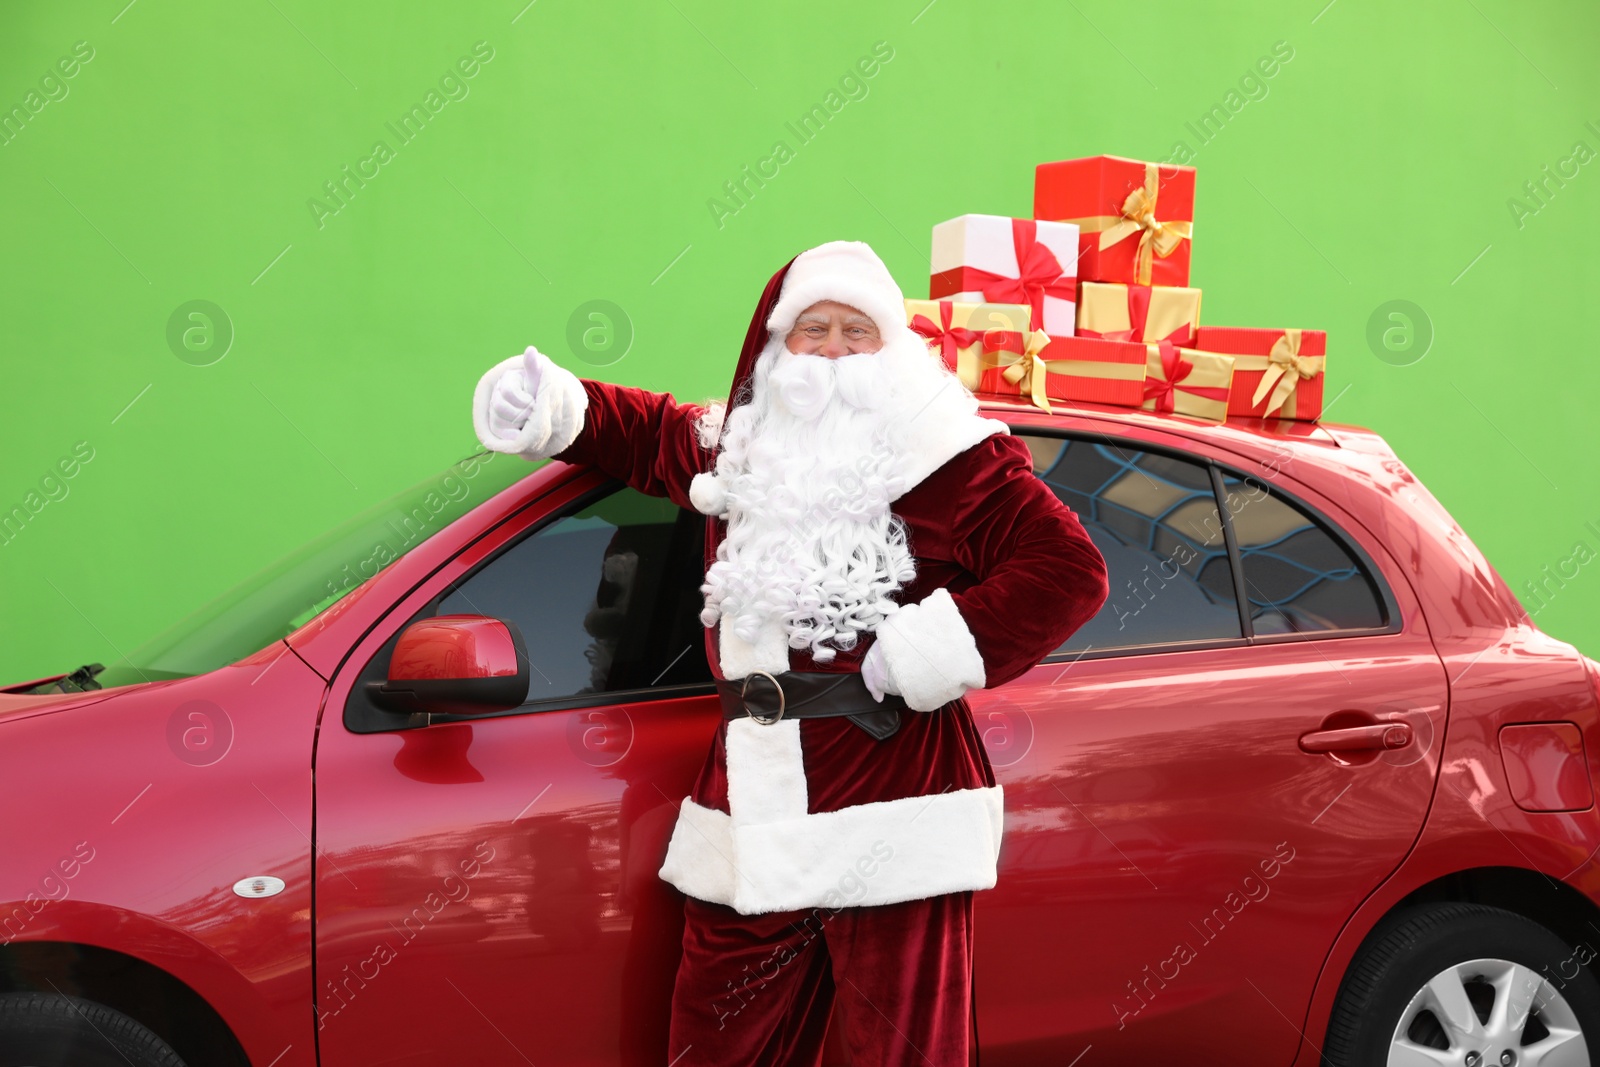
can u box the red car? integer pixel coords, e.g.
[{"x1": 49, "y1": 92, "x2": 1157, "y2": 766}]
[{"x1": 2, "y1": 397, "x2": 1596, "y2": 1067}]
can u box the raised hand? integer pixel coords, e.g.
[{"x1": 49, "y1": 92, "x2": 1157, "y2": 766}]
[
  {"x1": 486, "y1": 346, "x2": 546, "y2": 442},
  {"x1": 472, "y1": 345, "x2": 588, "y2": 461}
]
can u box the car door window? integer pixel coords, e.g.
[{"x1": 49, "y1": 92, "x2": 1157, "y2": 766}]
[
  {"x1": 345, "y1": 485, "x2": 713, "y2": 731},
  {"x1": 439, "y1": 487, "x2": 711, "y2": 700},
  {"x1": 1217, "y1": 472, "x2": 1387, "y2": 634},
  {"x1": 1019, "y1": 434, "x2": 1243, "y2": 653}
]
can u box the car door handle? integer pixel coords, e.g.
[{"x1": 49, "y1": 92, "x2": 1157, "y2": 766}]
[{"x1": 1298, "y1": 722, "x2": 1412, "y2": 754}]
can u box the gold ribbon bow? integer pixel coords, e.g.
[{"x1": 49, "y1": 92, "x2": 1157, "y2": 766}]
[
  {"x1": 1009, "y1": 330, "x2": 1056, "y2": 413},
  {"x1": 1252, "y1": 329, "x2": 1322, "y2": 413},
  {"x1": 1092, "y1": 162, "x2": 1194, "y2": 286},
  {"x1": 974, "y1": 329, "x2": 1054, "y2": 411}
]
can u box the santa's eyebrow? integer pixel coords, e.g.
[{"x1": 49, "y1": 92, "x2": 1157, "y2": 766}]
[{"x1": 793, "y1": 310, "x2": 878, "y2": 328}]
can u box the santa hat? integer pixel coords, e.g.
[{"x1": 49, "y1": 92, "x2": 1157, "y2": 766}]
[
  {"x1": 762, "y1": 240, "x2": 908, "y2": 346},
  {"x1": 726, "y1": 252, "x2": 797, "y2": 406}
]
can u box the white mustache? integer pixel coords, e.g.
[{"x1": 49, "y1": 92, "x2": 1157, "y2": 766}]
[
  {"x1": 768, "y1": 350, "x2": 835, "y2": 420},
  {"x1": 767, "y1": 348, "x2": 887, "y2": 420}
]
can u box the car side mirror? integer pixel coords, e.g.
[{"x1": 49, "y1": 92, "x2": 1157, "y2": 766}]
[{"x1": 366, "y1": 614, "x2": 530, "y2": 720}]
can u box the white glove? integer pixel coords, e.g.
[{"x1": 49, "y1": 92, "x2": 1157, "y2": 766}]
[
  {"x1": 866, "y1": 589, "x2": 986, "y2": 712},
  {"x1": 472, "y1": 345, "x2": 588, "y2": 461},
  {"x1": 486, "y1": 347, "x2": 544, "y2": 443},
  {"x1": 860, "y1": 640, "x2": 899, "y2": 703}
]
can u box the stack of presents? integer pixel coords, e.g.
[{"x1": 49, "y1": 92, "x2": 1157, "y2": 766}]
[{"x1": 905, "y1": 154, "x2": 1326, "y2": 422}]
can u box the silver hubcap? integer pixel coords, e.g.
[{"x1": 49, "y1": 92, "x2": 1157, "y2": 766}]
[{"x1": 1388, "y1": 957, "x2": 1589, "y2": 1066}]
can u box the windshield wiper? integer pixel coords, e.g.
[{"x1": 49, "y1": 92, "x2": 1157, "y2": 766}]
[{"x1": 47, "y1": 663, "x2": 106, "y2": 693}]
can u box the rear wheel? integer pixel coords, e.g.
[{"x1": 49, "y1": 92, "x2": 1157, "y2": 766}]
[
  {"x1": 1323, "y1": 903, "x2": 1597, "y2": 1066},
  {"x1": 0, "y1": 991, "x2": 187, "y2": 1067}
]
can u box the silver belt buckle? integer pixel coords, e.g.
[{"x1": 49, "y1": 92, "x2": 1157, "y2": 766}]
[{"x1": 740, "y1": 670, "x2": 785, "y2": 725}]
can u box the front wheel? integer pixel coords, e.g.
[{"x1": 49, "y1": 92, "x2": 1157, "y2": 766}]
[
  {"x1": 1323, "y1": 902, "x2": 1598, "y2": 1067},
  {"x1": 0, "y1": 992, "x2": 187, "y2": 1067}
]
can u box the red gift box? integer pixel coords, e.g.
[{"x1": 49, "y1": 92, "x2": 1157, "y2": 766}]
[
  {"x1": 904, "y1": 298, "x2": 1034, "y2": 397},
  {"x1": 1191, "y1": 326, "x2": 1327, "y2": 420},
  {"x1": 1035, "y1": 155, "x2": 1196, "y2": 287},
  {"x1": 1028, "y1": 334, "x2": 1147, "y2": 410}
]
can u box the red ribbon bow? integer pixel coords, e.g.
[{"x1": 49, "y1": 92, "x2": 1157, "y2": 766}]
[
  {"x1": 909, "y1": 301, "x2": 984, "y2": 370},
  {"x1": 1142, "y1": 341, "x2": 1228, "y2": 414},
  {"x1": 934, "y1": 219, "x2": 1078, "y2": 331},
  {"x1": 1141, "y1": 341, "x2": 1188, "y2": 414},
  {"x1": 1080, "y1": 285, "x2": 1195, "y2": 347}
]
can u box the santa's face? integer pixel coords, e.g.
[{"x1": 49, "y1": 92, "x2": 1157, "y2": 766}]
[{"x1": 783, "y1": 300, "x2": 883, "y2": 357}]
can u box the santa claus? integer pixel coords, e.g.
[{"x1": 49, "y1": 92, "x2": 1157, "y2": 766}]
[{"x1": 472, "y1": 240, "x2": 1108, "y2": 1065}]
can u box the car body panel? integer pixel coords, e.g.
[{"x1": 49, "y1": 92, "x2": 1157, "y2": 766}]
[
  {"x1": 970, "y1": 634, "x2": 1447, "y2": 1063},
  {"x1": 0, "y1": 640, "x2": 324, "y2": 1067},
  {"x1": 309, "y1": 480, "x2": 714, "y2": 1065},
  {"x1": 968, "y1": 406, "x2": 1450, "y2": 1062},
  {"x1": 1285, "y1": 620, "x2": 1600, "y2": 1066}
]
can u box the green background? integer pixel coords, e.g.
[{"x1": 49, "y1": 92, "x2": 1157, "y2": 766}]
[{"x1": 2, "y1": 0, "x2": 1597, "y2": 682}]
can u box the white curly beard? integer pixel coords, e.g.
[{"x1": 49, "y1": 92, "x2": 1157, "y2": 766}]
[{"x1": 696, "y1": 326, "x2": 974, "y2": 665}]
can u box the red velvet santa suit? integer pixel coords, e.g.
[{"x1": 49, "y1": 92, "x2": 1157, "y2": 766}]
[{"x1": 472, "y1": 243, "x2": 1109, "y2": 1065}]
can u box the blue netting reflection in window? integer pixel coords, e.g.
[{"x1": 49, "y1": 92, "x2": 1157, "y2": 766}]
[
  {"x1": 1218, "y1": 475, "x2": 1384, "y2": 634},
  {"x1": 1027, "y1": 437, "x2": 1242, "y2": 651}
]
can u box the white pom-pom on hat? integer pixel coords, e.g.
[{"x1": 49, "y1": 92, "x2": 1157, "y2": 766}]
[{"x1": 689, "y1": 471, "x2": 729, "y2": 517}]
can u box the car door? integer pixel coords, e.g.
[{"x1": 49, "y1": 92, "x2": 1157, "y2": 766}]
[
  {"x1": 970, "y1": 431, "x2": 1448, "y2": 1065},
  {"x1": 311, "y1": 477, "x2": 721, "y2": 1067}
]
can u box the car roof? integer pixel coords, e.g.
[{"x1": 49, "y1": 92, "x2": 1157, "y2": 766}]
[{"x1": 973, "y1": 395, "x2": 1382, "y2": 469}]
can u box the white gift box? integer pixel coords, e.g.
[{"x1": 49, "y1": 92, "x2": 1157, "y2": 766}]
[{"x1": 929, "y1": 213, "x2": 1080, "y2": 336}]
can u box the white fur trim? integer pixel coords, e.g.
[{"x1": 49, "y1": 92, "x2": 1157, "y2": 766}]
[
  {"x1": 765, "y1": 240, "x2": 908, "y2": 341},
  {"x1": 658, "y1": 707, "x2": 1006, "y2": 913},
  {"x1": 658, "y1": 787, "x2": 1005, "y2": 914},
  {"x1": 872, "y1": 587, "x2": 986, "y2": 712},
  {"x1": 894, "y1": 401, "x2": 1010, "y2": 493},
  {"x1": 471, "y1": 349, "x2": 588, "y2": 462},
  {"x1": 693, "y1": 401, "x2": 726, "y2": 449},
  {"x1": 657, "y1": 796, "x2": 740, "y2": 904},
  {"x1": 717, "y1": 615, "x2": 791, "y2": 679},
  {"x1": 724, "y1": 718, "x2": 808, "y2": 820}
]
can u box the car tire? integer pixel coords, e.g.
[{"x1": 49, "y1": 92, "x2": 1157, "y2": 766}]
[
  {"x1": 1322, "y1": 902, "x2": 1600, "y2": 1066},
  {"x1": 0, "y1": 991, "x2": 187, "y2": 1067}
]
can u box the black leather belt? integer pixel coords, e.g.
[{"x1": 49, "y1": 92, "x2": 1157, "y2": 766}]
[{"x1": 716, "y1": 669, "x2": 904, "y2": 741}]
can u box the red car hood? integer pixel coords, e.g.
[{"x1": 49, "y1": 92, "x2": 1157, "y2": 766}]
[{"x1": 0, "y1": 686, "x2": 135, "y2": 726}]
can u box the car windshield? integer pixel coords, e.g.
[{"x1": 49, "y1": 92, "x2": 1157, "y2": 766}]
[{"x1": 91, "y1": 450, "x2": 540, "y2": 689}]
